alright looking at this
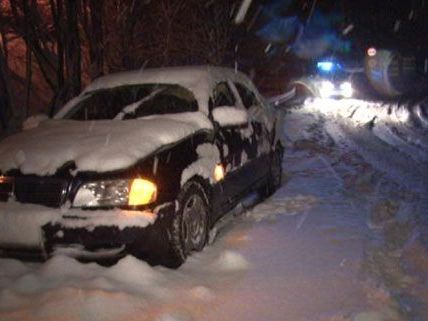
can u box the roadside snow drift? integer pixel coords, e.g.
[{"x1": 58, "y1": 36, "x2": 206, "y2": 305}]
[
  {"x1": 0, "y1": 112, "x2": 212, "y2": 175},
  {"x1": 302, "y1": 98, "x2": 428, "y2": 191}
]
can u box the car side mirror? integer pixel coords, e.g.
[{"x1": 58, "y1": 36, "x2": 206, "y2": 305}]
[
  {"x1": 22, "y1": 114, "x2": 49, "y2": 130},
  {"x1": 212, "y1": 106, "x2": 248, "y2": 128}
]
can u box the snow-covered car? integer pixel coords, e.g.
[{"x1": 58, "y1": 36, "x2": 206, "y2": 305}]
[{"x1": 0, "y1": 66, "x2": 283, "y2": 268}]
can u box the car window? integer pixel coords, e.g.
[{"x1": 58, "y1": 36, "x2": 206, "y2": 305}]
[
  {"x1": 124, "y1": 85, "x2": 198, "y2": 119},
  {"x1": 65, "y1": 84, "x2": 198, "y2": 120},
  {"x1": 234, "y1": 82, "x2": 258, "y2": 110},
  {"x1": 209, "y1": 82, "x2": 236, "y2": 111}
]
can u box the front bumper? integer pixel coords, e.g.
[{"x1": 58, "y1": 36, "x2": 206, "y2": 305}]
[
  {"x1": 319, "y1": 88, "x2": 353, "y2": 99},
  {"x1": 44, "y1": 225, "x2": 149, "y2": 257},
  {"x1": 0, "y1": 201, "x2": 175, "y2": 263}
]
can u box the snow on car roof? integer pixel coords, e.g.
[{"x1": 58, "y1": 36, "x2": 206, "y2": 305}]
[
  {"x1": 84, "y1": 66, "x2": 253, "y2": 92},
  {"x1": 56, "y1": 66, "x2": 255, "y2": 118}
]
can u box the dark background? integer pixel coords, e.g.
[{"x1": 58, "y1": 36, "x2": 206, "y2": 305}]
[{"x1": 0, "y1": 0, "x2": 427, "y2": 128}]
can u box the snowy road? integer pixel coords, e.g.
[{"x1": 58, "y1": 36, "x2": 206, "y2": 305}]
[{"x1": 1, "y1": 98, "x2": 428, "y2": 321}]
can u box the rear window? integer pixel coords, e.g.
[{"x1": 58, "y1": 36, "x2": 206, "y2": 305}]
[
  {"x1": 209, "y1": 82, "x2": 236, "y2": 111},
  {"x1": 234, "y1": 83, "x2": 257, "y2": 109},
  {"x1": 65, "y1": 84, "x2": 198, "y2": 120}
]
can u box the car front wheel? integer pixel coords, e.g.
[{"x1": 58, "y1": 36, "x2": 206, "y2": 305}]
[
  {"x1": 166, "y1": 180, "x2": 209, "y2": 268},
  {"x1": 260, "y1": 148, "x2": 283, "y2": 198}
]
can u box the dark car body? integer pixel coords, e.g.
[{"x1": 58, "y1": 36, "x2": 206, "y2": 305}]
[{"x1": 0, "y1": 66, "x2": 283, "y2": 266}]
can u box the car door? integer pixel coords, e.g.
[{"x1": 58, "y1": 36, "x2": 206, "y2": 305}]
[
  {"x1": 209, "y1": 81, "x2": 252, "y2": 211},
  {"x1": 232, "y1": 82, "x2": 272, "y2": 184}
]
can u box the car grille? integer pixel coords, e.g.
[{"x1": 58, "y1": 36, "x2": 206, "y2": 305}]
[{"x1": 13, "y1": 177, "x2": 69, "y2": 208}]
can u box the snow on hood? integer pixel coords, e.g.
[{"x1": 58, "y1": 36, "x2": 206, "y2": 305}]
[{"x1": 0, "y1": 112, "x2": 213, "y2": 175}]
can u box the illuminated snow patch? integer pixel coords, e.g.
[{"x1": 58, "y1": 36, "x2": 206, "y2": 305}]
[
  {"x1": 213, "y1": 250, "x2": 249, "y2": 271},
  {"x1": 246, "y1": 195, "x2": 318, "y2": 222}
]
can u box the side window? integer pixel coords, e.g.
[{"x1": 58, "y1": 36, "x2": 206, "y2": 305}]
[
  {"x1": 235, "y1": 83, "x2": 257, "y2": 110},
  {"x1": 210, "y1": 82, "x2": 236, "y2": 110}
]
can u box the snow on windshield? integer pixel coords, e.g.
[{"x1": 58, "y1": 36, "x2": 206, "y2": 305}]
[{"x1": 64, "y1": 84, "x2": 198, "y2": 121}]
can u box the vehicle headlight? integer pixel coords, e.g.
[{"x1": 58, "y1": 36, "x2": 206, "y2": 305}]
[
  {"x1": 319, "y1": 81, "x2": 335, "y2": 98},
  {"x1": 340, "y1": 81, "x2": 353, "y2": 98},
  {"x1": 73, "y1": 178, "x2": 157, "y2": 208},
  {"x1": 321, "y1": 81, "x2": 335, "y2": 90}
]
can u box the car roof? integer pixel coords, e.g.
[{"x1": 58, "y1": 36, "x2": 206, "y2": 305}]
[
  {"x1": 56, "y1": 66, "x2": 256, "y2": 118},
  {"x1": 85, "y1": 65, "x2": 252, "y2": 92}
]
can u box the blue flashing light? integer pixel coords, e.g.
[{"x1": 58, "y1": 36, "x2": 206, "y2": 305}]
[{"x1": 317, "y1": 61, "x2": 335, "y2": 72}]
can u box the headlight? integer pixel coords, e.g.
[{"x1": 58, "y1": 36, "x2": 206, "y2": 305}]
[
  {"x1": 128, "y1": 178, "x2": 157, "y2": 206},
  {"x1": 319, "y1": 81, "x2": 335, "y2": 98},
  {"x1": 73, "y1": 178, "x2": 157, "y2": 208},
  {"x1": 340, "y1": 81, "x2": 353, "y2": 98},
  {"x1": 321, "y1": 81, "x2": 334, "y2": 90},
  {"x1": 340, "y1": 82, "x2": 352, "y2": 90}
]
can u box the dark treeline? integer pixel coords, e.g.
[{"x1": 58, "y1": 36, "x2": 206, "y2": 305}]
[{"x1": 0, "y1": 0, "x2": 246, "y2": 129}]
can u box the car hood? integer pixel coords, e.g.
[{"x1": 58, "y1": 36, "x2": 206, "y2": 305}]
[{"x1": 0, "y1": 112, "x2": 213, "y2": 175}]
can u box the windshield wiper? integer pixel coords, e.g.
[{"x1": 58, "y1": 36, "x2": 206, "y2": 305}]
[{"x1": 114, "y1": 86, "x2": 166, "y2": 120}]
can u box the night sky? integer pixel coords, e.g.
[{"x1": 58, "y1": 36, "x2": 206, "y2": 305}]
[
  {"x1": 256, "y1": 0, "x2": 428, "y2": 55},
  {"x1": 330, "y1": 0, "x2": 427, "y2": 54}
]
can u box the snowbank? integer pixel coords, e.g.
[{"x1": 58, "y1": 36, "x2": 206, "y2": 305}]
[
  {"x1": 0, "y1": 255, "x2": 167, "y2": 320},
  {"x1": 301, "y1": 98, "x2": 428, "y2": 190}
]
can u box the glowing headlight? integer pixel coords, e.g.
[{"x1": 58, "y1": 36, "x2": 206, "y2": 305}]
[
  {"x1": 340, "y1": 82, "x2": 352, "y2": 90},
  {"x1": 340, "y1": 81, "x2": 353, "y2": 98},
  {"x1": 214, "y1": 164, "x2": 225, "y2": 182},
  {"x1": 319, "y1": 81, "x2": 335, "y2": 98},
  {"x1": 321, "y1": 81, "x2": 334, "y2": 90},
  {"x1": 128, "y1": 179, "x2": 157, "y2": 206},
  {"x1": 73, "y1": 178, "x2": 157, "y2": 208}
]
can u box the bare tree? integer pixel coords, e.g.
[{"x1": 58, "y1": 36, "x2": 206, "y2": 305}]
[
  {"x1": 21, "y1": 0, "x2": 32, "y2": 116},
  {"x1": 64, "y1": 0, "x2": 81, "y2": 99},
  {"x1": 49, "y1": 0, "x2": 64, "y2": 92},
  {"x1": 79, "y1": 0, "x2": 104, "y2": 80},
  {"x1": 117, "y1": 0, "x2": 237, "y2": 68},
  {"x1": 0, "y1": 42, "x2": 12, "y2": 129},
  {"x1": 87, "y1": 0, "x2": 104, "y2": 79},
  {"x1": 9, "y1": 0, "x2": 57, "y2": 92},
  {"x1": 0, "y1": 5, "x2": 12, "y2": 129},
  {"x1": 0, "y1": 0, "x2": 241, "y2": 120}
]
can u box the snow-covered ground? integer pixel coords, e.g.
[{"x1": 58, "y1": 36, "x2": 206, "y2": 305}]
[{"x1": 1, "y1": 98, "x2": 428, "y2": 321}]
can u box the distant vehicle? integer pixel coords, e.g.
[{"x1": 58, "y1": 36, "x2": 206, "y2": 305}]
[
  {"x1": 364, "y1": 48, "x2": 428, "y2": 98},
  {"x1": 290, "y1": 58, "x2": 354, "y2": 101},
  {"x1": 0, "y1": 66, "x2": 283, "y2": 268}
]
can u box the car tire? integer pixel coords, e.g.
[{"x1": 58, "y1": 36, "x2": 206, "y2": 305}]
[
  {"x1": 259, "y1": 148, "x2": 283, "y2": 198},
  {"x1": 166, "y1": 180, "x2": 209, "y2": 268}
]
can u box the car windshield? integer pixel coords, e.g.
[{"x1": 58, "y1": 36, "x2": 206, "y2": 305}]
[
  {"x1": 318, "y1": 70, "x2": 349, "y2": 82},
  {"x1": 314, "y1": 60, "x2": 349, "y2": 82},
  {"x1": 64, "y1": 84, "x2": 198, "y2": 120}
]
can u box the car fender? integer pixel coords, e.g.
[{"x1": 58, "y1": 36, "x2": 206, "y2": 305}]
[{"x1": 180, "y1": 143, "x2": 221, "y2": 187}]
